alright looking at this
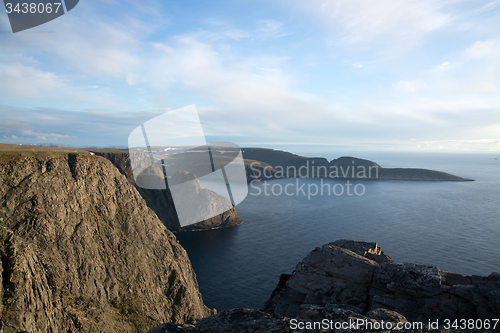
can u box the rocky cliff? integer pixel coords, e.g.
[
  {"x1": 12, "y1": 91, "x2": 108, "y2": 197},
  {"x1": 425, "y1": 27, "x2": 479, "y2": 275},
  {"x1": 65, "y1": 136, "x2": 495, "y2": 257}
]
[
  {"x1": 93, "y1": 150, "x2": 242, "y2": 231},
  {"x1": 0, "y1": 152, "x2": 211, "y2": 332},
  {"x1": 149, "y1": 240, "x2": 499, "y2": 333}
]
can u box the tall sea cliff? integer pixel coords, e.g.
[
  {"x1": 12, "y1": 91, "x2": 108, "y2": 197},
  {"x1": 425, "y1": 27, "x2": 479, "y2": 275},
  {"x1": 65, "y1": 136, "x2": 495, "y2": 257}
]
[{"x1": 0, "y1": 152, "x2": 211, "y2": 332}]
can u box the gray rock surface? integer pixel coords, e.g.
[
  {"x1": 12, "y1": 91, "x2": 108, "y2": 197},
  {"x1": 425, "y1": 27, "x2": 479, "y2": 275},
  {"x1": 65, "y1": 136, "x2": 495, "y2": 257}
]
[
  {"x1": 147, "y1": 307, "x2": 492, "y2": 333},
  {"x1": 0, "y1": 152, "x2": 212, "y2": 332},
  {"x1": 264, "y1": 240, "x2": 500, "y2": 323}
]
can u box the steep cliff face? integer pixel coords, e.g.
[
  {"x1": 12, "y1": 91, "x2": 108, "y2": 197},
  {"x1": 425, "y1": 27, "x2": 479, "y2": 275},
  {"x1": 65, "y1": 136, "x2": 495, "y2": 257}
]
[
  {"x1": 93, "y1": 150, "x2": 242, "y2": 231},
  {"x1": 0, "y1": 152, "x2": 211, "y2": 333}
]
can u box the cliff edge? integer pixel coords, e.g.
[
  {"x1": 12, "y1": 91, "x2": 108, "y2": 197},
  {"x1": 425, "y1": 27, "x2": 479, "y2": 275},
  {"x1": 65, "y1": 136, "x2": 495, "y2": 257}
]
[{"x1": 0, "y1": 152, "x2": 211, "y2": 332}]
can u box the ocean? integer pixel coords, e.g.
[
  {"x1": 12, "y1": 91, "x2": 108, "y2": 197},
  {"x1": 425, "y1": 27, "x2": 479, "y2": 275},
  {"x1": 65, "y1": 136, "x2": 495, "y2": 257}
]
[{"x1": 176, "y1": 152, "x2": 500, "y2": 311}]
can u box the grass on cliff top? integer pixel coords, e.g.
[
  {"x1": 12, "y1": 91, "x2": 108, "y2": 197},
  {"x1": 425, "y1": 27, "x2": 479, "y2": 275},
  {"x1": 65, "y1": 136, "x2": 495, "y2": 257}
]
[{"x1": 0, "y1": 144, "x2": 102, "y2": 164}]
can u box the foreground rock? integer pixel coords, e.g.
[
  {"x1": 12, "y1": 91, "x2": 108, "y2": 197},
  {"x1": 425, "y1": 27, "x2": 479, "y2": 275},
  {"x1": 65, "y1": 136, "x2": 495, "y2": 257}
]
[
  {"x1": 264, "y1": 240, "x2": 499, "y2": 329},
  {"x1": 150, "y1": 240, "x2": 499, "y2": 333},
  {"x1": 265, "y1": 240, "x2": 500, "y2": 321},
  {"x1": 0, "y1": 152, "x2": 211, "y2": 332}
]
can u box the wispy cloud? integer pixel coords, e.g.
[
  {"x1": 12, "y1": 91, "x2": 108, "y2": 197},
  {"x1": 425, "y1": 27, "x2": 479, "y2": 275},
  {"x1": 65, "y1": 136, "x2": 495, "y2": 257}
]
[
  {"x1": 0, "y1": 105, "x2": 159, "y2": 146},
  {"x1": 0, "y1": 0, "x2": 498, "y2": 151},
  {"x1": 254, "y1": 19, "x2": 291, "y2": 40},
  {"x1": 433, "y1": 61, "x2": 458, "y2": 71},
  {"x1": 393, "y1": 80, "x2": 421, "y2": 93},
  {"x1": 464, "y1": 38, "x2": 500, "y2": 59},
  {"x1": 298, "y1": 0, "x2": 451, "y2": 45},
  {"x1": 0, "y1": 120, "x2": 69, "y2": 142},
  {"x1": 0, "y1": 61, "x2": 65, "y2": 98}
]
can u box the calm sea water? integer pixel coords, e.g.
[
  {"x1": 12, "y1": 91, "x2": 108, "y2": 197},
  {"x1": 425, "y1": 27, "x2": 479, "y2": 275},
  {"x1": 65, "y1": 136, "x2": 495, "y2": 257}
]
[{"x1": 176, "y1": 152, "x2": 500, "y2": 311}]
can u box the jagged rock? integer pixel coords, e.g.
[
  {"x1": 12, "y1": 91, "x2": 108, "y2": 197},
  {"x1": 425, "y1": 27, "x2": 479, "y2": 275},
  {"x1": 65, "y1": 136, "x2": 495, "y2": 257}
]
[
  {"x1": 262, "y1": 240, "x2": 386, "y2": 318},
  {"x1": 0, "y1": 152, "x2": 211, "y2": 333},
  {"x1": 264, "y1": 239, "x2": 500, "y2": 323},
  {"x1": 372, "y1": 261, "x2": 442, "y2": 297},
  {"x1": 441, "y1": 271, "x2": 472, "y2": 286}
]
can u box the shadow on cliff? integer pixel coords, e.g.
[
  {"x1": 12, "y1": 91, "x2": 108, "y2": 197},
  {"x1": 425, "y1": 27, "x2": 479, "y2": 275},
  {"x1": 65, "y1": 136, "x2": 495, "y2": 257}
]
[{"x1": 93, "y1": 150, "x2": 242, "y2": 231}]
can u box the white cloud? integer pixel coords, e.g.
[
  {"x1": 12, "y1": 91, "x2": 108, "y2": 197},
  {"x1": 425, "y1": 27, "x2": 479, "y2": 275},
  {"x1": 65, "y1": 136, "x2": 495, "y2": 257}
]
[
  {"x1": 464, "y1": 38, "x2": 500, "y2": 59},
  {"x1": 0, "y1": 61, "x2": 64, "y2": 98},
  {"x1": 222, "y1": 29, "x2": 252, "y2": 40},
  {"x1": 0, "y1": 56, "x2": 136, "y2": 110},
  {"x1": 393, "y1": 80, "x2": 421, "y2": 93},
  {"x1": 3, "y1": 26, "x2": 497, "y2": 149},
  {"x1": 1, "y1": 12, "x2": 142, "y2": 79},
  {"x1": 416, "y1": 138, "x2": 500, "y2": 151},
  {"x1": 433, "y1": 61, "x2": 459, "y2": 71},
  {"x1": 0, "y1": 119, "x2": 70, "y2": 141},
  {"x1": 469, "y1": 1, "x2": 500, "y2": 16},
  {"x1": 254, "y1": 19, "x2": 290, "y2": 39},
  {"x1": 187, "y1": 19, "x2": 290, "y2": 42},
  {"x1": 19, "y1": 129, "x2": 69, "y2": 140},
  {"x1": 425, "y1": 39, "x2": 500, "y2": 95},
  {"x1": 190, "y1": 28, "x2": 251, "y2": 42},
  {"x1": 298, "y1": 0, "x2": 451, "y2": 45},
  {"x1": 256, "y1": 67, "x2": 282, "y2": 74}
]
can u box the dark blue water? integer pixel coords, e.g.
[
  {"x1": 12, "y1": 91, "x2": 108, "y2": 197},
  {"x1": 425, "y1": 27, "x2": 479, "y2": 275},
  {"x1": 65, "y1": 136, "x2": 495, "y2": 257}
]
[{"x1": 176, "y1": 152, "x2": 500, "y2": 311}]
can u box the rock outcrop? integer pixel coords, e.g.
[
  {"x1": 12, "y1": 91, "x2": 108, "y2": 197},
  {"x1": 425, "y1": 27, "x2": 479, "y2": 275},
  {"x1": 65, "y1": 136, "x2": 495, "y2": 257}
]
[
  {"x1": 0, "y1": 152, "x2": 211, "y2": 332},
  {"x1": 264, "y1": 239, "x2": 500, "y2": 323},
  {"x1": 93, "y1": 150, "x2": 242, "y2": 231},
  {"x1": 149, "y1": 240, "x2": 499, "y2": 333}
]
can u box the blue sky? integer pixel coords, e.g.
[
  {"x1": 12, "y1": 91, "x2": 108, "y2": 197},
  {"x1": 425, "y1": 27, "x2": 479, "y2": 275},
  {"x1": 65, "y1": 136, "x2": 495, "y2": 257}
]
[{"x1": 0, "y1": 0, "x2": 499, "y2": 153}]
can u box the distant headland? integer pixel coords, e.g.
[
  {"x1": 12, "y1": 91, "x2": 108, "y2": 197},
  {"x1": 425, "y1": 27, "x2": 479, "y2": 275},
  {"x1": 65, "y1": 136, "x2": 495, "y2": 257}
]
[{"x1": 241, "y1": 148, "x2": 474, "y2": 182}]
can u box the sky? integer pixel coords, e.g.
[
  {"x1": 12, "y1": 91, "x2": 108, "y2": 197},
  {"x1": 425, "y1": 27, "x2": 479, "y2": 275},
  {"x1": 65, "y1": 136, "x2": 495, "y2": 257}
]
[{"x1": 0, "y1": 0, "x2": 499, "y2": 153}]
